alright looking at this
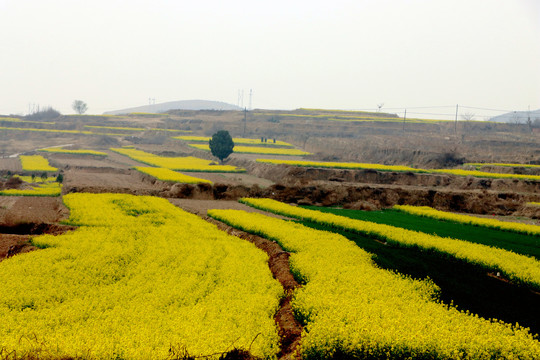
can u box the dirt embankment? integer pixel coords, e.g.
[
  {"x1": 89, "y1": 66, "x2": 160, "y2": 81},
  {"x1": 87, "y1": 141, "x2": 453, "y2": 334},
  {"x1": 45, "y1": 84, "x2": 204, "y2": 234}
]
[
  {"x1": 243, "y1": 162, "x2": 540, "y2": 194},
  {"x1": 0, "y1": 196, "x2": 75, "y2": 261},
  {"x1": 63, "y1": 179, "x2": 539, "y2": 217}
]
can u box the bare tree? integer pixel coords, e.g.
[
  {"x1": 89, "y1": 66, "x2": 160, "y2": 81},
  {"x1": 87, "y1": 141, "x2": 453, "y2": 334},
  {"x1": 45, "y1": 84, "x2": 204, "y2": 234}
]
[
  {"x1": 460, "y1": 112, "x2": 475, "y2": 121},
  {"x1": 377, "y1": 103, "x2": 384, "y2": 112},
  {"x1": 72, "y1": 100, "x2": 88, "y2": 114}
]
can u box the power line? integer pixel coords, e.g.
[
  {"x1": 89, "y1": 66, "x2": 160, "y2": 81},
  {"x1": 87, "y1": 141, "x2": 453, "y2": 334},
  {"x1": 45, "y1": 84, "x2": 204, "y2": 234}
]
[{"x1": 460, "y1": 105, "x2": 514, "y2": 113}]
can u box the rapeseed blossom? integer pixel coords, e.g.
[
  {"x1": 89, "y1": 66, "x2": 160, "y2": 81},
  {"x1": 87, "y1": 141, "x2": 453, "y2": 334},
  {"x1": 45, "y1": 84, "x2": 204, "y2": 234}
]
[
  {"x1": 239, "y1": 198, "x2": 540, "y2": 291},
  {"x1": 208, "y1": 208, "x2": 540, "y2": 359},
  {"x1": 134, "y1": 166, "x2": 213, "y2": 184},
  {"x1": 110, "y1": 147, "x2": 245, "y2": 172},
  {"x1": 0, "y1": 193, "x2": 282, "y2": 359},
  {"x1": 19, "y1": 155, "x2": 57, "y2": 172},
  {"x1": 189, "y1": 144, "x2": 311, "y2": 156}
]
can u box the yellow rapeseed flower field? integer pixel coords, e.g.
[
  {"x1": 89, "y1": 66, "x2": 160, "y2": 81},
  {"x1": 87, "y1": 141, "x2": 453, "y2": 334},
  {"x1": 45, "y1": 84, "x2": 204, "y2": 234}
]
[
  {"x1": 256, "y1": 159, "x2": 427, "y2": 172},
  {"x1": 394, "y1": 205, "x2": 540, "y2": 236},
  {"x1": 190, "y1": 144, "x2": 311, "y2": 156},
  {"x1": 465, "y1": 162, "x2": 540, "y2": 169},
  {"x1": 432, "y1": 168, "x2": 540, "y2": 181},
  {"x1": 173, "y1": 136, "x2": 293, "y2": 147},
  {"x1": 239, "y1": 198, "x2": 540, "y2": 291},
  {"x1": 19, "y1": 155, "x2": 58, "y2": 172},
  {"x1": 0, "y1": 126, "x2": 92, "y2": 135},
  {"x1": 208, "y1": 208, "x2": 540, "y2": 359},
  {"x1": 110, "y1": 147, "x2": 245, "y2": 172},
  {"x1": 38, "y1": 147, "x2": 108, "y2": 156},
  {"x1": 0, "y1": 181, "x2": 61, "y2": 196},
  {"x1": 0, "y1": 193, "x2": 282, "y2": 359},
  {"x1": 134, "y1": 166, "x2": 213, "y2": 184}
]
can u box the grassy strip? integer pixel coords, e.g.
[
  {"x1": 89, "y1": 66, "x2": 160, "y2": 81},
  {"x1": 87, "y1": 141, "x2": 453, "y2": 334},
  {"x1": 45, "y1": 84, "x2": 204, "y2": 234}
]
[
  {"x1": 38, "y1": 147, "x2": 108, "y2": 156},
  {"x1": 190, "y1": 144, "x2": 311, "y2": 156},
  {"x1": 0, "y1": 194, "x2": 282, "y2": 358},
  {"x1": 20, "y1": 155, "x2": 57, "y2": 172},
  {"x1": 256, "y1": 159, "x2": 427, "y2": 172},
  {"x1": 394, "y1": 205, "x2": 540, "y2": 237},
  {"x1": 110, "y1": 147, "x2": 245, "y2": 173},
  {"x1": 302, "y1": 206, "x2": 540, "y2": 259},
  {"x1": 134, "y1": 166, "x2": 213, "y2": 184},
  {"x1": 173, "y1": 135, "x2": 292, "y2": 147},
  {"x1": 208, "y1": 208, "x2": 540, "y2": 359},
  {"x1": 239, "y1": 198, "x2": 540, "y2": 291}
]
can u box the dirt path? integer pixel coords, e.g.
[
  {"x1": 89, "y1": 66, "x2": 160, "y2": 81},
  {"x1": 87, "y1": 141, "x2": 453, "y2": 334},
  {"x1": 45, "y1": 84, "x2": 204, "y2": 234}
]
[
  {"x1": 207, "y1": 217, "x2": 303, "y2": 360},
  {"x1": 168, "y1": 198, "x2": 288, "y2": 219}
]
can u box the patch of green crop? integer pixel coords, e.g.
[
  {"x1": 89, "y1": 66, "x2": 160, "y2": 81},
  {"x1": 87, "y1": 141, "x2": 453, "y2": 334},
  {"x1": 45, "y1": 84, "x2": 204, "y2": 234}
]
[{"x1": 302, "y1": 206, "x2": 540, "y2": 260}]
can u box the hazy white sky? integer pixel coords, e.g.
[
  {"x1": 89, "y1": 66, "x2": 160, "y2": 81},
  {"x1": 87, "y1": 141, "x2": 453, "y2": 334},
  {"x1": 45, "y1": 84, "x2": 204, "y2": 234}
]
[{"x1": 0, "y1": 0, "x2": 539, "y2": 118}]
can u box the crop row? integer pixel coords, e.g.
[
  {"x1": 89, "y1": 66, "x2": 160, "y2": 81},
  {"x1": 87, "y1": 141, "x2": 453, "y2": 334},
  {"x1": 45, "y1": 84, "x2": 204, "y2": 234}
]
[
  {"x1": 208, "y1": 208, "x2": 540, "y2": 359},
  {"x1": 430, "y1": 168, "x2": 540, "y2": 181},
  {"x1": 256, "y1": 159, "x2": 426, "y2": 172},
  {"x1": 0, "y1": 193, "x2": 282, "y2": 359},
  {"x1": 174, "y1": 135, "x2": 293, "y2": 147},
  {"x1": 257, "y1": 159, "x2": 540, "y2": 181},
  {"x1": 0, "y1": 181, "x2": 61, "y2": 196},
  {"x1": 465, "y1": 162, "x2": 540, "y2": 169},
  {"x1": 110, "y1": 147, "x2": 245, "y2": 172},
  {"x1": 0, "y1": 116, "x2": 55, "y2": 125},
  {"x1": 0, "y1": 126, "x2": 132, "y2": 137},
  {"x1": 20, "y1": 155, "x2": 57, "y2": 172},
  {"x1": 253, "y1": 111, "x2": 450, "y2": 123},
  {"x1": 38, "y1": 147, "x2": 108, "y2": 156},
  {"x1": 394, "y1": 205, "x2": 540, "y2": 236},
  {"x1": 134, "y1": 166, "x2": 212, "y2": 184},
  {"x1": 239, "y1": 198, "x2": 540, "y2": 291},
  {"x1": 84, "y1": 125, "x2": 190, "y2": 133},
  {"x1": 190, "y1": 144, "x2": 311, "y2": 156}
]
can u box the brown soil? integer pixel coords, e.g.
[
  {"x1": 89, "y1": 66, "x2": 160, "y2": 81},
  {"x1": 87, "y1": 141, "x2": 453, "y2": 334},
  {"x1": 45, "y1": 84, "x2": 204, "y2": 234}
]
[
  {"x1": 0, "y1": 157, "x2": 23, "y2": 172},
  {"x1": 168, "y1": 199, "x2": 288, "y2": 219},
  {"x1": 0, "y1": 197, "x2": 69, "y2": 225},
  {"x1": 0, "y1": 234, "x2": 35, "y2": 260},
  {"x1": 0, "y1": 196, "x2": 75, "y2": 261}
]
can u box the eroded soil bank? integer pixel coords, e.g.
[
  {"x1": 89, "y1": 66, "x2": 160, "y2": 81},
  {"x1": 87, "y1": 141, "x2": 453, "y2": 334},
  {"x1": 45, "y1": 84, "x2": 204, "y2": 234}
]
[
  {"x1": 207, "y1": 217, "x2": 303, "y2": 360},
  {"x1": 64, "y1": 180, "x2": 540, "y2": 216}
]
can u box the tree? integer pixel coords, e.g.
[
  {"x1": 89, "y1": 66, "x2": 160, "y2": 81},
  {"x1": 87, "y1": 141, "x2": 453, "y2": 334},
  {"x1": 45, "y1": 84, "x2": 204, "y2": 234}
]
[
  {"x1": 460, "y1": 112, "x2": 475, "y2": 121},
  {"x1": 72, "y1": 100, "x2": 88, "y2": 114},
  {"x1": 209, "y1": 130, "x2": 234, "y2": 164}
]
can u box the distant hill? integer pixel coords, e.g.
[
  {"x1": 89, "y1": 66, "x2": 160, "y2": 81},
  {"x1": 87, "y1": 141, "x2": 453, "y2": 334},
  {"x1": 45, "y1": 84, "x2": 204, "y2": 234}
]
[
  {"x1": 104, "y1": 100, "x2": 242, "y2": 115},
  {"x1": 489, "y1": 109, "x2": 540, "y2": 124}
]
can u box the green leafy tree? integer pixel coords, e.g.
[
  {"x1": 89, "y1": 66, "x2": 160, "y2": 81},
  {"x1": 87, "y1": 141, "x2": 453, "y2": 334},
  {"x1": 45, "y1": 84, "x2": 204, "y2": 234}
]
[{"x1": 209, "y1": 130, "x2": 234, "y2": 164}]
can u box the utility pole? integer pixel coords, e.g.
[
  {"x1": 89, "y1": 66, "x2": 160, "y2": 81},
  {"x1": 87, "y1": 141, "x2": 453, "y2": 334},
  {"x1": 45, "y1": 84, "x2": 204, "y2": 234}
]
[
  {"x1": 403, "y1": 109, "x2": 407, "y2": 132},
  {"x1": 243, "y1": 107, "x2": 247, "y2": 137},
  {"x1": 454, "y1": 104, "x2": 459, "y2": 136},
  {"x1": 249, "y1": 89, "x2": 253, "y2": 110}
]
